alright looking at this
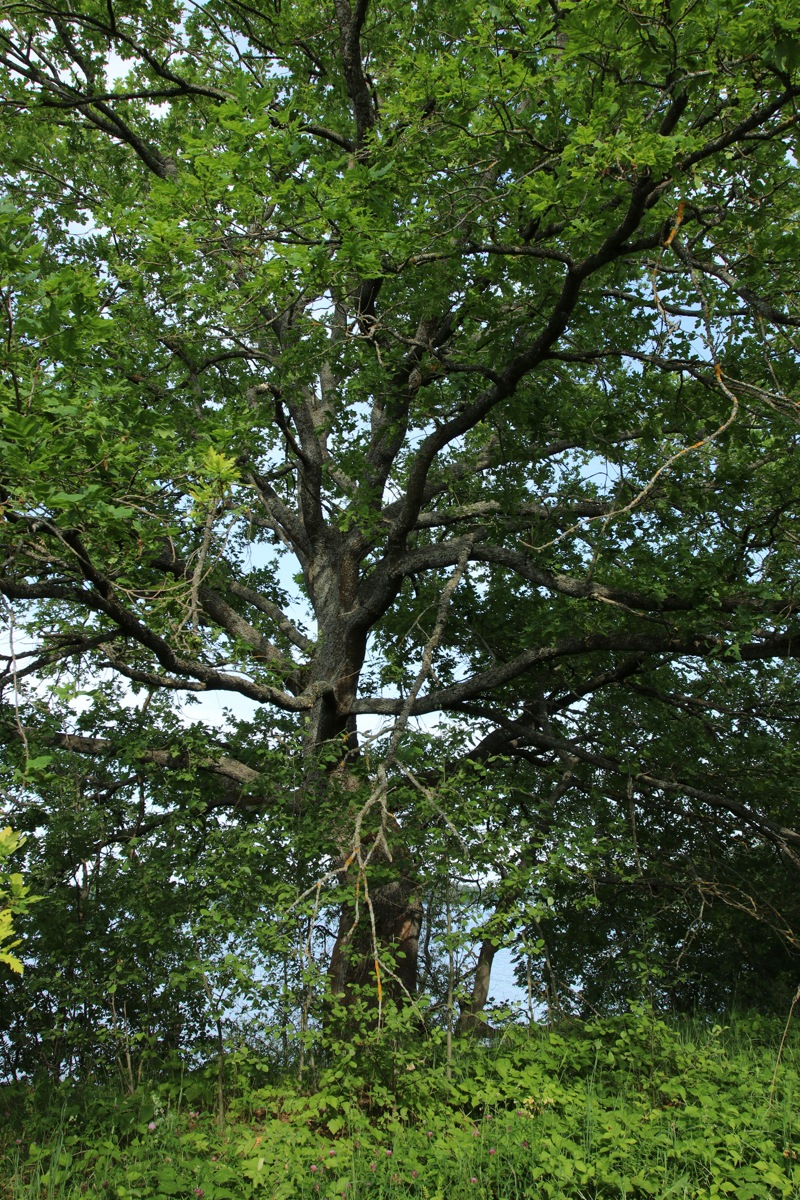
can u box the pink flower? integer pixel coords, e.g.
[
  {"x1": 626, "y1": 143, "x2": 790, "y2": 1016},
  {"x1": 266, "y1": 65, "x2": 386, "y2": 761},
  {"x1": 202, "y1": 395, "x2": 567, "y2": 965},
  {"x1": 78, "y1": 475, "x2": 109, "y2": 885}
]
[
  {"x1": 488, "y1": 1148, "x2": 496, "y2": 1155},
  {"x1": 472, "y1": 1128, "x2": 479, "y2": 1137},
  {"x1": 147, "y1": 1122, "x2": 156, "y2": 1132},
  {"x1": 412, "y1": 1169, "x2": 418, "y2": 1178},
  {"x1": 471, "y1": 1177, "x2": 478, "y2": 1184},
  {"x1": 310, "y1": 1165, "x2": 318, "y2": 1173},
  {"x1": 369, "y1": 1162, "x2": 377, "y2": 1173},
  {"x1": 329, "y1": 1150, "x2": 335, "y2": 1157},
  {"x1": 385, "y1": 1149, "x2": 392, "y2": 1157}
]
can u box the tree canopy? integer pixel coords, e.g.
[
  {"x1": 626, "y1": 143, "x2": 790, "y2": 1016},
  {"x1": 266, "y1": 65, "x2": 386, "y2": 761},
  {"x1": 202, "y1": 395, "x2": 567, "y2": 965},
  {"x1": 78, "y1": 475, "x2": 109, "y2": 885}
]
[{"x1": 2, "y1": 0, "x2": 800, "y2": 1069}]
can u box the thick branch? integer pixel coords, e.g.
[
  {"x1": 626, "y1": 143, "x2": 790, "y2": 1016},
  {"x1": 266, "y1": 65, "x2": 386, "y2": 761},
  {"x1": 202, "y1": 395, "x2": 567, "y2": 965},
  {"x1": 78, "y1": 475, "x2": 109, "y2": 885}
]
[
  {"x1": 352, "y1": 629, "x2": 800, "y2": 717},
  {"x1": 333, "y1": 0, "x2": 375, "y2": 145}
]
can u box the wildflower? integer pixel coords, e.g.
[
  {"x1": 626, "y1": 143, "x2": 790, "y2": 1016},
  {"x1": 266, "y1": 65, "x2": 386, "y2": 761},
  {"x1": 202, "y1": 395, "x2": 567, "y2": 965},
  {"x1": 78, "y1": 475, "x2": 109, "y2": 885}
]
[
  {"x1": 329, "y1": 1150, "x2": 336, "y2": 1157},
  {"x1": 472, "y1": 1128, "x2": 479, "y2": 1137},
  {"x1": 412, "y1": 1169, "x2": 418, "y2": 1178},
  {"x1": 193, "y1": 1190, "x2": 204, "y2": 1198},
  {"x1": 488, "y1": 1147, "x2": 496, "y2": 1155},
  {"x1": 484, "y1": 1114, "x2": 492, "y2": 1121},
  {"x1": 385, "y1": 1149, "x2": 392, "y2": 1157},
  {"x1": 522, "y1": 1140, "x2": 529, "y2": 1149},
  {"x1": 310, "y1": 1165, "x2": 318, "y2": 1173},
  {"x1": 426, "y1": 1131, "x2": 434, "y2": 1139},
  {"x1": 471, "y1": 1177, "x2": 478, "y2": 1184},
  {"x1": 147, "y1": 1122, "x2": 156, "y2": 1132},
  {"x1": 369, "y1": 1162, "x2": 377, "y2": 1173}
]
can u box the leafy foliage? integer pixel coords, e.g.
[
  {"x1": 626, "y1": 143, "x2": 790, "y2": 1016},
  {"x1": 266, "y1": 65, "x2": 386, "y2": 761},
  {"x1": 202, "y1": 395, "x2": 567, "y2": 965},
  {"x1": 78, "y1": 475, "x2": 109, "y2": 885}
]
[
  {"x1": 4, "y1": 1015, "x2": 800, "y2": 1199},
  {"x1": 0, "y1": 827, "x2": 35, "y2": 976},
  {"x1": 2, "y1": 0, "x2": 800, "y2": 1055}
]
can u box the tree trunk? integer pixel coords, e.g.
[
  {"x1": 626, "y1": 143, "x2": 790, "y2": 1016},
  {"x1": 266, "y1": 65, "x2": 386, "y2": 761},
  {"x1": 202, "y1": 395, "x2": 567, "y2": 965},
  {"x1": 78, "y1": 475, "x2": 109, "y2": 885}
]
[
  {"x1": 327, "y1": 837, "x2": 422, "y2": 1016},
  {"x1": 302, "y1": 546, "x2": 420, "y2": 1018},
  {"x1": 458, "y1": 936, "x2": 497, "y2": 1036}
]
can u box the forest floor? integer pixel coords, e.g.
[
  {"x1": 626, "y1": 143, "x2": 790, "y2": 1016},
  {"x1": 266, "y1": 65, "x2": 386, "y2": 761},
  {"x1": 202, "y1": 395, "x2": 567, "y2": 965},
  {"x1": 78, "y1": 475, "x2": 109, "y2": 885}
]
[{"x1": 2, "y1": 1010, "x2": 800, "y2": 1199}]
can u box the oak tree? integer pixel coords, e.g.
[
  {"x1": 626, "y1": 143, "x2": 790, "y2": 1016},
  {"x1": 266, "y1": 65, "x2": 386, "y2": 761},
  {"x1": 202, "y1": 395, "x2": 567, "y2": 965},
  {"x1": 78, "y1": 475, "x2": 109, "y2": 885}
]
[{"x1": 2, "y1": 0, "x2": 800, "y2": 1039}]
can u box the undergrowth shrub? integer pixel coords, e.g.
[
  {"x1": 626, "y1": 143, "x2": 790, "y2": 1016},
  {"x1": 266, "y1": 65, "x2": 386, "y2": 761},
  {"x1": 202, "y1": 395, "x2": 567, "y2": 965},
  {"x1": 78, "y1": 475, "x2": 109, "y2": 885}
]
[{"x1": 2, "y1": 1011, "x2": 799, "y2": 1199}]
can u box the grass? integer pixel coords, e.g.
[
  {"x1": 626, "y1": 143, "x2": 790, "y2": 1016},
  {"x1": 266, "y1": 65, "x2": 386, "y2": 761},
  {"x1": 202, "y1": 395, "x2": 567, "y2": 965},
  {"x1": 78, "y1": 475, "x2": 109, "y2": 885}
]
[{"x1": 2, "y1": 1011, "x2": 800, "y2": 1199}]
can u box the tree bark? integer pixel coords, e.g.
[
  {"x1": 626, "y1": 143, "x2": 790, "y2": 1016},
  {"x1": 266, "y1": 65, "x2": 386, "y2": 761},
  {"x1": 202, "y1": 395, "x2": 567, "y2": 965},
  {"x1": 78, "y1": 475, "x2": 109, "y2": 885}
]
[
  {"x1": 327, "y1": 837, "x2": 422, "y2": 1015},
  {"x1": 458, "y1": 937, "x2": 497, "y2": 1036}
]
